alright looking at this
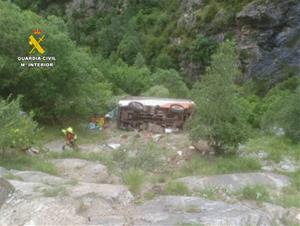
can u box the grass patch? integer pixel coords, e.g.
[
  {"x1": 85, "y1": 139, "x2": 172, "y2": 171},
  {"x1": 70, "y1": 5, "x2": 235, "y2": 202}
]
[
  {"x1": 122, "y1": 168, "x2": 145, "y2": 194},
  {"x1": 3, "y1": 172, "x2": 23, "y2": 181},
  {"x1": 274, "y1": 193, "x2": 300, "y2": 208},
  {"x1": 195, "y1": 187, "x2": 228, "y2": 201},
  {"x1": 165, "y1": 181, "x2": 190, "y2": 196},
  {"x1": 244, "y1": 135, "x2": 300, "y2": 162},
  {"x1": 177, "y1": 155, "x2": 261, "y2": 177},
  {"x1": 273, "y1": 170, "x2": 300, "y2": 208},
  {"x1": 235, "y1": 185, "x2": 270, "y2": 203},
  {"x1": 144, "y1": 191, "x2": 156, "y2": 200},
  {"x1": 290, "y1": 169, "x2": 300, "y2": 191},
  {"x1": 35, "y1": 123, "x2": 110, "y2": 146},
  {"x1": 0, "y1": 153, "x2": 58, "y2": 175}
]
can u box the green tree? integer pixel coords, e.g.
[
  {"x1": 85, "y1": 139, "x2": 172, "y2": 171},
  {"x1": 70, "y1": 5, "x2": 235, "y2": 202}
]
[
  {"x1": 101, "y1": 59, "x2": 151, "y2": 95},
  {"x1": 0, "y1": 97, "x2": 37, "y2": 156},
  {"x1": 134, "y1": 52, "x2": 146, "y2": 68},
  {"x1": 117, "y1": 34, "x2": 141, "y2": 65},
  {"x1": 154, "y1": 53, "x2": 174, "y2": 69},
  {"x1": 151, "y1": 69, "x2": 189, "y2": 98},
  {"x1": 189, "y1": 40, "x2": 251, "y2": 153}
]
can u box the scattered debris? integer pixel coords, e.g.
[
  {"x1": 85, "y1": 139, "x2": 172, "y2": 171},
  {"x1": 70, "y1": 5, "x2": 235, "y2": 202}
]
[
  {"x1": 26, "y1": 147, "x2": 40, "y2": 155},
  {"x1": 106, "y1": 143, "x2": 121, "y2": 150},
  {"x1": 278, "y1": 159, "x2": 297, "y2": 173}
]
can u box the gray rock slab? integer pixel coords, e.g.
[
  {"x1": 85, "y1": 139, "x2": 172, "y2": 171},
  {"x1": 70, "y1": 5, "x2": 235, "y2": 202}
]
[
  {"x1": 0, "y1": 196, "x2": 86, "y2": 226},
  {"x1": 51, "y1": 158, "x2": 110, "y2": 184},
  {"x1": 132, "y1": 196, "x2": 273, "y2": 226},
  {"x1": 13, "y1": 171, "x2": 67, "y2": 186},
  {"x1": 67, "y1": 182, "x2": 133, "y2": 206},
  {"x1": 177, "y1": 172, "x2": 290, "y2": 191},
  {"x1": 8, "y1": 180, "x2": 51, "y2": 197}
]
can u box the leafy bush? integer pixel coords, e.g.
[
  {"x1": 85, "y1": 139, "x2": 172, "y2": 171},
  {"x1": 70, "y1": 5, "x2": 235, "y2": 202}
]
[
  {"x1": 189, "y1": 40, "x2": 251, "y2": 153},
  {"x1": 0, "y1": 153, "x2": 58, "y2": 175},
  {"x1": 179, "y1": 155, "x2": 261, "y2": 177},
  {"x1": 0, "y1": 98, "x2": 37, "y2": 155}
]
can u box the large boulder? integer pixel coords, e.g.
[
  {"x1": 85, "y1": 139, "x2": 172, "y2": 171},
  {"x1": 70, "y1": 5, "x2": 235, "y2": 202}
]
[
  {"x1": 176, "y1": 172, "x2": 290, "y2": 192},
  {"x1": 51, "y1": 158, "x2": 111, "y2": 184}
]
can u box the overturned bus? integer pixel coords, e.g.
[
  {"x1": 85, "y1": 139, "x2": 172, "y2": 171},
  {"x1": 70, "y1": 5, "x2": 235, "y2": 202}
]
[{"x1": 116, "y1": 97, "x2": 195, "y2": 130}]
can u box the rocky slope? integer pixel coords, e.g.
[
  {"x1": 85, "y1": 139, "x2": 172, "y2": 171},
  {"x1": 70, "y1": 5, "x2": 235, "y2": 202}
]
[
  {"x1": 0, "y1": 166, "x2": 296, "y2": 225},
  {"x1": 0, "y1": 153, "x2": 299, "y2": 226}
]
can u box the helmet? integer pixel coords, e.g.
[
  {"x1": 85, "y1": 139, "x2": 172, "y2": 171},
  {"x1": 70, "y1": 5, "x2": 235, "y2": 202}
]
[{"x1": 66, "y1": 127, "x2": 73, "y2": 133}]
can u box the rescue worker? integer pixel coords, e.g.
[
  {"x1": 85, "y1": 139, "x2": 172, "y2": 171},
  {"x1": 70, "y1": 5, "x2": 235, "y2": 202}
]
[{"x1": 62, "y1": 127, "x2": 77, "y2": 150}]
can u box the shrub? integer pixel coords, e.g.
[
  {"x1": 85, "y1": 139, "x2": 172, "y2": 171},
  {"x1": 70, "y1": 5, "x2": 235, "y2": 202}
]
[
  {"x1": 190, "y1": 35, "x2": 217, "y2": 66},
  {"x1": 122, "y1": 168, "x2": 145, "y2": 194},
  {"x1": 189, "y1": 40, "x2": 251, "y2": 153},
  {"x1": 262, "y1": 86, "x2": 300, "y2": 143},
  {"x1": 0, "y1": 97, "x2": 38, "y2": 156}
]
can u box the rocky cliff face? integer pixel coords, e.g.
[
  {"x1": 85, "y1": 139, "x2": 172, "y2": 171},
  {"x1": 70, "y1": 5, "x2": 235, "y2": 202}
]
[
  {"x1": 237, "y1": 0, "x2": 300, "y2": 84},
  {"x1": 178, "y1": 0, "x2": 300, "y2": 84}
]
